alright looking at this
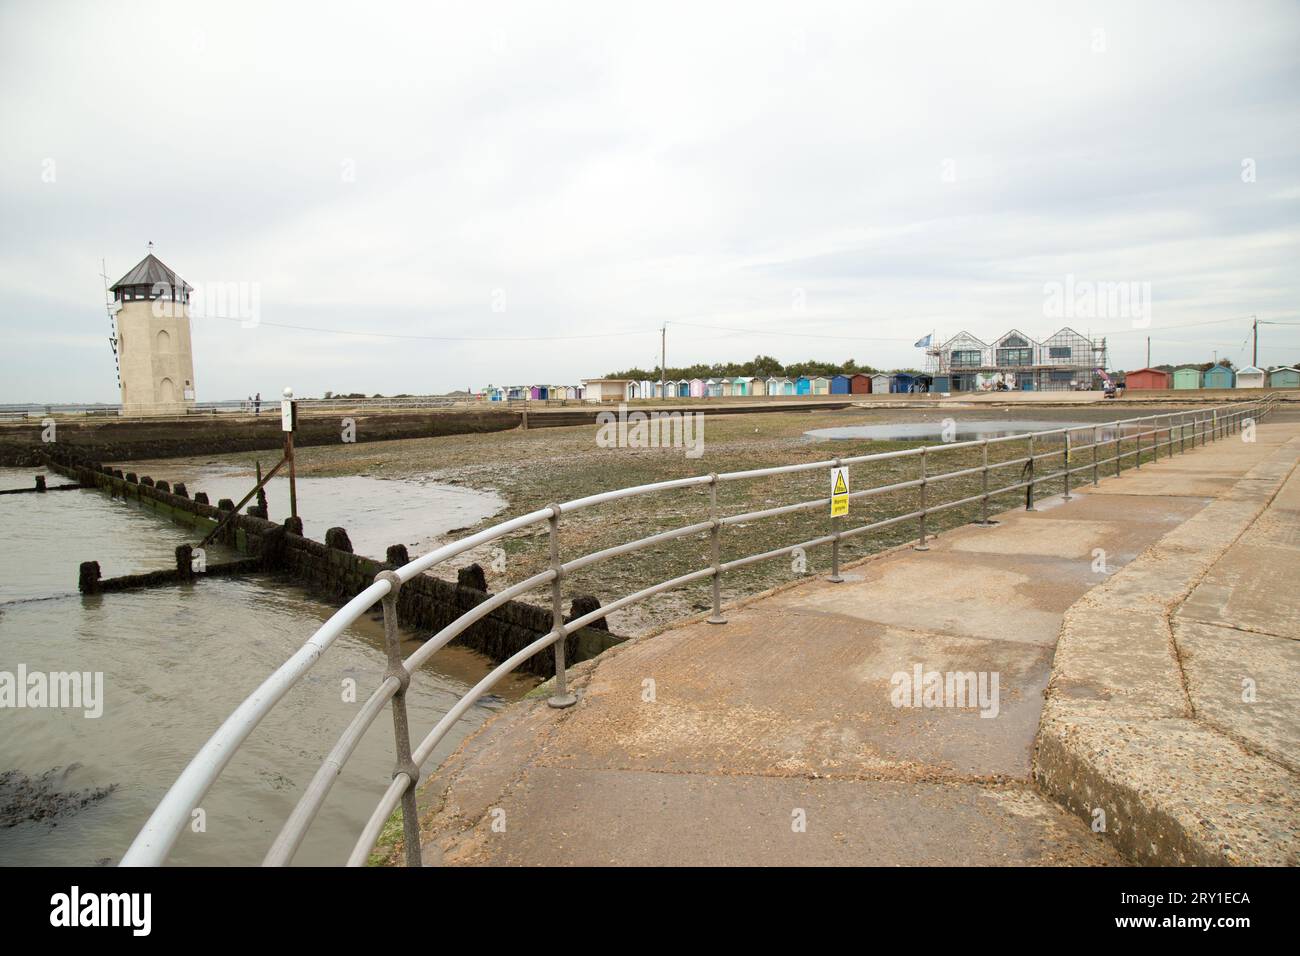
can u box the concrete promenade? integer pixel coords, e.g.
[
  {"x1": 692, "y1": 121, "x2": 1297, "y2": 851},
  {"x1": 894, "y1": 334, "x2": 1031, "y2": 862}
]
[{"x1": 409, "y1": 419, "x2": 1299, "y2": 866}]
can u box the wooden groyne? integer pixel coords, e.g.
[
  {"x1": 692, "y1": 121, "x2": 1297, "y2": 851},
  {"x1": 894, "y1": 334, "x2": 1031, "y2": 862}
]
[{"x1": 41, "y1": 447, "x2": 620, "y2": 678}]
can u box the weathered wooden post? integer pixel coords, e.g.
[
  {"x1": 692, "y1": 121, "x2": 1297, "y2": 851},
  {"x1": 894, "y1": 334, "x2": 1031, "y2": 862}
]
[
  {"x1": 282, "y1": 387, "x2": 298, "y2": 520},
  {"x1": 78, "y1": 561, "x2": 101, "y2": 594}
]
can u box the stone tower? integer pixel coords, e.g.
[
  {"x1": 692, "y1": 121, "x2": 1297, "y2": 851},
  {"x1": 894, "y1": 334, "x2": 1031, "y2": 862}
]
[{"x1": 109, "y1": 251, "x2": 197, "y2": 414}]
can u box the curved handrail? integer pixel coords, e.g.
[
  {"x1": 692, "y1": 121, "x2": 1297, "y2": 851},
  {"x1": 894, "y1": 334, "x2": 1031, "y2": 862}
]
[{"x1": 121, "y1": 393, "x2": 1281, "y2": 866}]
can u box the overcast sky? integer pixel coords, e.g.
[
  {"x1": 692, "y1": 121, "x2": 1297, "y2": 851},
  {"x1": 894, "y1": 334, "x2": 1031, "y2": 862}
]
[{"x1": 1, "y1": 0, "x2": 1298, "y2": 402}]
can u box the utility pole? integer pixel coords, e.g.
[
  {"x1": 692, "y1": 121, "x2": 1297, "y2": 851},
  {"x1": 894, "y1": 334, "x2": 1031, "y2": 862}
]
[
  {"x1": 660, "y1": 323, "x2": 666, "y2": 398},
  {"x1": 1146, "y1": 336, "x2": 1150, "y2": 368},
  {"x1": 1253, "y1": 315, "x2": 1258, "y2": 367}
]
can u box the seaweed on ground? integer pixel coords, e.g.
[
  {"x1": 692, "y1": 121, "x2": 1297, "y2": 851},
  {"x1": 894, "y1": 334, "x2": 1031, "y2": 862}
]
[{"x1": 0, "y1": 766, "x2": 116, "y2": 827}]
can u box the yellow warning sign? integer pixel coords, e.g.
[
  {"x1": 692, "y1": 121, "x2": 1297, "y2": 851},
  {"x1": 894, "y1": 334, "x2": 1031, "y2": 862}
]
[{"x1": 830, "y1": 466, "x2": 849, "y2": 517}]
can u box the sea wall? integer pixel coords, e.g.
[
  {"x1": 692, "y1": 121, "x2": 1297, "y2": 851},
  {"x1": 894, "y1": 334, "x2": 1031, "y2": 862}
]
[{"x1": 0, "y1": 408, "x2": 521, "y2": 466}]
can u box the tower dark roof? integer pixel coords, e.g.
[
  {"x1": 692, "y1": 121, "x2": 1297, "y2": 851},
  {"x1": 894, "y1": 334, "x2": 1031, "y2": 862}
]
[{"x1": 110, "y1": 253, "x2": 191, "y2": 293}]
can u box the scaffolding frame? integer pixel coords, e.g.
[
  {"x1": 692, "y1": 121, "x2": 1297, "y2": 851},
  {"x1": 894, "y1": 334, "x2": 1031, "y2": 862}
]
[{"x1": 933, "y1": 326, "x2": 1108, "y2": 392}]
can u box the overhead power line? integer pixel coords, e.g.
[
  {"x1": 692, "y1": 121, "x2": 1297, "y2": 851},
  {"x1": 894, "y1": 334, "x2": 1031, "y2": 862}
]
[{"x1": 193, "y1": 312, "x2": 658, "y2": 342}]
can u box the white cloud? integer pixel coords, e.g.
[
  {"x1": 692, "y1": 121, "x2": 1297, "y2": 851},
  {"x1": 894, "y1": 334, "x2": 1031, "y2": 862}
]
[{"x1": 1, "y1": 0, "x2": 1298, "y2": 402}]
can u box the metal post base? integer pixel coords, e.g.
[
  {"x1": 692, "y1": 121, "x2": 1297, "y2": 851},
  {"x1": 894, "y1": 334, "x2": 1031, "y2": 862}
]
[
  {"x1": 827, "y1": 573, "x2": 844, "y2": 583},
  {"x1": 914, "y1": 536, "x2": 931, "y2": 551},
  {"x1": 973, "y1": 520, "x2": 998, "y2": 528},
  {"x1": 547, "y1": 693, "x2": 577, "y2": 709},
  {"x1": 707, "y1": 614, "x2": 727, "y2": 625}
]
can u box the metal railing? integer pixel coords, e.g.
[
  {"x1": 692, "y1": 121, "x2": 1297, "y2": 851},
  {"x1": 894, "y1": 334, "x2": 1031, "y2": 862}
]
[{"x1": 119, "y1": 394, "x2": 1281, "y2": 867}]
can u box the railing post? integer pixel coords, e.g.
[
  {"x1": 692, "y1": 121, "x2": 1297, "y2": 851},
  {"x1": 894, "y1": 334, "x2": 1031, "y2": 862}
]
[
  {"x1": 1180, "y1": 414, "x2": 1186, "y2": 454},
  {"x1": 708, "y1": 474, "x2": 726, "y2": 624},
  {"x1": 376, "y1": 570, "x2": 422, "y2": 868},
  {"x1": 978, "y1": 439, "x2": 992, "y2": 525},
  {"x1": 829, "y1": 457, "x2": 844, "y2": 582},
  {"x1": 1092, "y1": 425, "x2": 1099, "y2": 485},
  {"x1": 1114, "y1": 424, "x2": 1122, "y2": 477},
  {"x1": 915, "y1": 447, "x2": 930, "y2": 549},
  {"x1": 1025, "y1": 434, "x2": 1036, "y2": 511},
  {"x1": 1135, "y1": 421, "x2": 1142, "y2": 469},
  {"x1": 1063, "y1": 431, "x2": 1073, "y2": 500},
  {"x1": 546, "y1": 505, "x2": 576, "y2": 708}
]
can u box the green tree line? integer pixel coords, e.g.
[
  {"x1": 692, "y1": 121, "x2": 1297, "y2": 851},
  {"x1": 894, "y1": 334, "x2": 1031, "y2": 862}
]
[{"x1": 606, "y1": 354, "x2": 923, "y2": 380}]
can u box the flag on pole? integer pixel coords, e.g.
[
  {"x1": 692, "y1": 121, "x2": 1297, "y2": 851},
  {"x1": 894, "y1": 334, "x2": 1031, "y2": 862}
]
[{"x1": 914, "y1": 334, "x2": 932, "y2": 348}]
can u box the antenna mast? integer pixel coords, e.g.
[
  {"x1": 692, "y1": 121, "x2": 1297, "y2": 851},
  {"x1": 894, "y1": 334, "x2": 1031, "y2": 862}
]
[{"x1": 100, "y1": 258, "x2": 121, "y2": 390}]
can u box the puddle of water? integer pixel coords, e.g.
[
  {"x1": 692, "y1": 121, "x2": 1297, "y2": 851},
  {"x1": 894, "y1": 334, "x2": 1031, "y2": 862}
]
[
  {"x1": 0, "y1": 466, "x2": 533, "y2": 866},
  {"x1": 806, "y1": 420, "x2": 1120, "y2": 442},
  {"x1": 105, "y1": 464, "x2": 505, "y2": 559}
]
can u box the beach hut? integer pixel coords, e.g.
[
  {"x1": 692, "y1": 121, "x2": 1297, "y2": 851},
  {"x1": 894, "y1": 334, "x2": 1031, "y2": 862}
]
[
  {"x1": 811, "y1": 376, "x2": 831, "y2": 395},
  {"x1": 1268, "y1": 367, "x2": 1300, "y2": 388},
  {"x1": 581, "y1": 379, "x2": 629, "y2": 402},
  {"x1": 849, "y1": 373, "x2": 871, "y2": 394},
  {"x1": 931, "y1": 375, "x2": 951, "y2": 393},
  {"x1": 676, "y1": 380, "x2": 690, "y2": 397},
  {"x1": 689, "y1": 378, "x2": 706, "y2": 398},
  {"x1": 870, "y1": 373, "x2": 891, "y2": 393},
  {"x1": 1172, "y1": 367, "x2": 1201, "y2": 390},
  {"x1": 732, "y1": 377, "x2": 751, "y2": 396},
  {"x1": 830, "y1": 374, "x2": 851, "y2": 394},
  {"x1": 1124, "y1": 368, "x2": 1170, "y2": 390},
  {"x1": 1202, "y1": 365, "x2": 1235, "y2": 389},
  {"x1": 1236, "y1": 366, "x2": 1266, "y2": 389},
  {"x1": 705, "y1": 378, "x2": 724, "y2": 397},
  {"x1": 891, "y1": 373, "x2": 916, "y2": 393},
  {"x1": 766, "y1": 376, "x2": 790, "y2": 395},
  {"x1": 795, "y1": 376, "x2": 812, "y2": 395},
  {"x1": 750, "y1": 377, "x2": 767, "y2": 397}
]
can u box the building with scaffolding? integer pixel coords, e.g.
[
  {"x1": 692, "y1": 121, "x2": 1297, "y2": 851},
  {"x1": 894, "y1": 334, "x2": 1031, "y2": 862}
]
[{"x1": 927, "y1": 327, "x2": 1108, "y2": 392}]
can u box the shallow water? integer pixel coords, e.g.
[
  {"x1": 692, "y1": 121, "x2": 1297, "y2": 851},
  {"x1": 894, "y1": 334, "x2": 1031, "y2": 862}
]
[
  {"x1": 806, "y1": 419, "x2": 1117, "y2": 442},
  {"x1": 105, "y1": 463, "x2": 505, "y2": 559},
  {"x1": 0, "y1": 467, "x2": 532, "y2": 866}
]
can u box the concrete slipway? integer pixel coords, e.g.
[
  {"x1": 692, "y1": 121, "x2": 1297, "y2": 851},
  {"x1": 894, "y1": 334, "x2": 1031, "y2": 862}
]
[{"x1": 399, "y1": 421, "x2": 1299, "y2": 866}]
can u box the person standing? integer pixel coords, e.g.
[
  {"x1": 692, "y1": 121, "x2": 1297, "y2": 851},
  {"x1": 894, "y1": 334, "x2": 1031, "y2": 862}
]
[{"x1": 254, "y1": 392, "x2": 261, "y2": 416}]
